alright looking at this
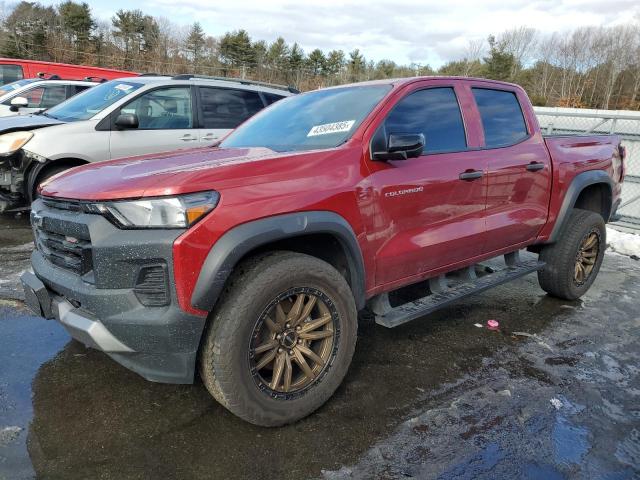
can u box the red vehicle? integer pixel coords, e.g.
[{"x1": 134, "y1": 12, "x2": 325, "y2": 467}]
[
  {"x1": 0, "y1": 58, "x2": 137, "y2": 85},
  {"x1": 22, "y1": 77, "x2": 625, "y2": 426}
]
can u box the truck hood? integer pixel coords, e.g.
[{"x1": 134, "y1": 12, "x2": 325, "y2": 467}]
[
  {"x1": 40, "y1": 146, "x2": 305, "y2": 201},
  {"x1": 0, "y1": 113, "x2": 64, "y2": 134}
]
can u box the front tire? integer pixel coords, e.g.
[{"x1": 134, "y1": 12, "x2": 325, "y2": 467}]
[
  {"x1": 199, "y1": 251, "x2": 358, "y2": 426},
  {"x1": 537, "y1": 208, "x2": 606, "y2": 300}
]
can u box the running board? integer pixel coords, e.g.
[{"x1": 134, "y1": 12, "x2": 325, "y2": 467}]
[{"x1": 374, "y1": 259, "x2": 545, "y2": 328}]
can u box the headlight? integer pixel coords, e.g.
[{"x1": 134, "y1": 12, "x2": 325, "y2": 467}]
[
  {"x1": 91, "y1": 191, "x2": 219, "y2": 229},
  {"x1": 0, "y1": 131, "x2": 33, "y2": 155}
]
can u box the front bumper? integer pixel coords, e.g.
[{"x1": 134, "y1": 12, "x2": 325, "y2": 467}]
[{"x1": 22, "y1": 199, "x2": 208, "y2": 384}]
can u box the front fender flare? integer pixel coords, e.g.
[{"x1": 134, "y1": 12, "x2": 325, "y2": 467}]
[{"x1": 190, "y1": 211, "x2": 366, "y2": 312}]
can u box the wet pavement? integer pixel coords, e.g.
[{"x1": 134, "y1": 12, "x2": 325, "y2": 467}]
[{"x1": 0, "y1": 213, "x2": 639, "y2": 479}]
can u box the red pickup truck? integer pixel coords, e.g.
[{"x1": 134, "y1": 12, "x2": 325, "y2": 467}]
[{"x1": 22, "y1": 77, "x2": 625, "y2": 426}]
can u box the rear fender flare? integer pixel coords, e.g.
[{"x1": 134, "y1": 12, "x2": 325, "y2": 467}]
[
  {"x1": 548, "y1": 170, "x2": 613, "y2": 243},
  {"x1": 190, "y1": 211, "x2": 366, "y2": 312}
]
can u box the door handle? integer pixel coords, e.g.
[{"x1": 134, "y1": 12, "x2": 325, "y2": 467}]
[
  {"x1": 180, "y1": 134, "x2": 197, "y2": 142},
  {"x1": 202, "y1": 134, "x2": 218, "y2": 141},
  {"x1": 526, "y1": 162, "x2": 545, "y2": 172},
  {"x1": 459, "y1": 170, "x2": 483, "y2": 181}
]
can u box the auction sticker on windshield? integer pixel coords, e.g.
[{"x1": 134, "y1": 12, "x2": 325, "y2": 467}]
[
  {"x1": 307, "y1": 120, "x2": 356, "y2": 137},
  {"x1": 114, "y1": 84, "x2": 135, "y2": 92}
]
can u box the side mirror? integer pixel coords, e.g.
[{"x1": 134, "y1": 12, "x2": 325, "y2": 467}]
[
  {"x1": 9, "y1": 96, "x2": 28, "y2": 112},
  {"x1": 115, "y1": 113, "x2": 139, "y2": 129},
  {"x1": 372, "y1": 133, "x2": 425, "y2": 161}
]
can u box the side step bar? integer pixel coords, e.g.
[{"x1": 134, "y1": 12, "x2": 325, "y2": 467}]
[{"x1": 373, "y1": 258, "x2": 545, "y2": 328}]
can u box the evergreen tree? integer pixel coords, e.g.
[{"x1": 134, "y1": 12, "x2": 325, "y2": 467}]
[
  {"x1": 483, "y1": 35, "x2": 517, "y2": 81},
  {"x1": 219, "y1": 29, "x2": 255, "y2": 67},
  {"x1": 307, "y1": 48, "x2": 326, "y2": 75},
  {"x1": 59, "y1": 1, "x2": 94, "y2": 59},
  {"x1": 348, "y1": 48, "x2": 365, "y2": 81},
  {"x1": 185, "y1": 22, "x2": 206, "y2": 66}
]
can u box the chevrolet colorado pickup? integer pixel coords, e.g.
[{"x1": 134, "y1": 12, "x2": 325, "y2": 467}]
[{"x1": 21, "y1": 77, "x2": 625, "y2": 426}]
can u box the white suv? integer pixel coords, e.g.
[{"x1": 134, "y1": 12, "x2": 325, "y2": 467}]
[
  {"x1": 0, "y1": 75, "x2": 296, "y2": 210},
  {"x1": 0, "y1": 78, "x2": 96, "y2": 116}
]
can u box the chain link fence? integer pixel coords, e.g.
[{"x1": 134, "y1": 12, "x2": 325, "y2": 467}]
[{"x1": 534, "y1": 107, "x2": 640, "y2": 230}]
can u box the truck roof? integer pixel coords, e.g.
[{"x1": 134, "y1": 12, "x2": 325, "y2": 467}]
[{"x1": 324, "y1": 76, "x2": 524, "y2": 91}]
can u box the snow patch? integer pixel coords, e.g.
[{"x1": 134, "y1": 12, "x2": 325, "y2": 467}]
[
  {"x1": 0, "y1": 426, "x2": 22, "y2": 447},
  {"x1": 606, "y1": 227, "x2": 640, "y2": 258}
]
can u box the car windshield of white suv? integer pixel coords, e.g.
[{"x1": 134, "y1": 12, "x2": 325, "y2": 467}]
[
  {"x1": 220, "y1": 85, "x2": 392, "y2": 152},
  {"x1": 44, "y1": 80, "x2": 143, "y2": 122}
]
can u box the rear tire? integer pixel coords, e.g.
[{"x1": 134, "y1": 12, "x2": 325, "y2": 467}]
[
  {"x1": 199, "y1": 251, "x2": 358, "y2": 426},
  {"x1": 537, "y1": 208, "x2": 606, "y2": 300}
]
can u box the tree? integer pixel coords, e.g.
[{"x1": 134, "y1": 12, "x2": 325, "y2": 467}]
[
  {"x1": 59, "y1": 1, "x2": 94, "y2": 61},
  {"x1": 266, "y1": 37, "x2": 290, "y2": 71},
  {"x1": 306, "y1": 48, "x2": 325, "y2": 76},
  {"x1": 219, "y1": 29, "x2": 255, "y2": 68},
  {"x1": 348, "y1": 48, "x2": 364, "y2": 82},
  {"x1": 374, "y1": 59, "x2": 396, "y2": 78},
  {"x1": 111, "y1": 9, "x2": 159, "y2": 69},
  {"x1": 1, "y1": 2, "x2": 58, "y2": 59},
  {"x1": 323, "y1": 49, "x2": 345, "y2": 82},
  {"x1": 185, "y1": 22, "x2": 205, "y2": 66},
  {"x1": 288, "y1": 42, "x2": 304, "y2": 71},
  {"x1": 483, "y1": 35, "x2": 517, "y2": 81}
]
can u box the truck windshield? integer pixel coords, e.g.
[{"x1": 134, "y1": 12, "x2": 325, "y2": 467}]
[
  {"x1": 44, "y1": 80, "x2": 143, "y2": 122},
  {"x1": 220, "y1": 85, "x2": 391, "y2": 152}
]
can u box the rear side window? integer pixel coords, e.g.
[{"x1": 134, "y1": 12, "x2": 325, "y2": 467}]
[
  {"x1": 263, "y1": 92, "x2": 285, "y2": 105},
  {"x1": 199, "y1": 88, "x2": 264, "y2": 129},
  {"x1": 384, "y1": 87, "x2": 467, "y2": 154},
  {"x1": 0, "y1": 65, "x2": 24, "y2": 85},
  {"x1": 472, "y1": 88, "x2": 528, "y2": 147}
]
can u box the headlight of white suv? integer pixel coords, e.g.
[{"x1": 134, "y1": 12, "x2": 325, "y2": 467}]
[
  {"x1": 89, "y1": 191, "x2": 220, "y2": 229},
  {"x1": 0, "y1": 131, "x2": 33, "y2": 155}
]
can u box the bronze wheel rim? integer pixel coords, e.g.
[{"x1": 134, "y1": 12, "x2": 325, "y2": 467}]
[
  {"x1": 249, "y1": 287, "x2": 339, "y2": 399},
  {"x1": 574, "y1": 230, "x2": 600, "y2": 285}
]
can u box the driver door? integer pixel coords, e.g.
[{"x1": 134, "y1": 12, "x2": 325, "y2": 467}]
[
  {"x1": 109, "y1": 86, "x2": 197, "y2": 159},
  {"x1": 365, "y1": 85, "x2": 488, "y2": 287}
]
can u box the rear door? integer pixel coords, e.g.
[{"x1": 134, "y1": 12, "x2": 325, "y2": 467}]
[
  {"x1": 196, "y1": 87, "x2": 265, "y2": 145},
  {"x1": 108, "y1": 85, "x2": 197, "y2": 158},
  {"x1": 365, "y1": 82, "x2": 488, "y2": 287},
  {"x1": 471, "y1": 85, "x2": 552, "y2": 251}
]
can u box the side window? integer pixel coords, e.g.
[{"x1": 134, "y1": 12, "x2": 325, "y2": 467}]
[
  {"x1": 263, "y1": 92, "x2": 285, "y2": 105},
  {"x1": 472, "y1": 88, "x2": 528, "y2": 147},
  {"x1": 199, "y1": 87, "x2": 264, "y2": 129},
  {"x1": 39, "y1": 85, "x2": 68, "y2": 108},
  {"x1": 119, "y1": 87, "x2": 193, "y2": 130},
  {"x1": 384, "y1": 87, "x2": 467, "y2": 154},
  {"x1": 21, "y1": 86, "x2": 45, "y2": 108},
  {"x1": 0, "y1": 65, "x2": 24, "y2": 85},
  {"x1": 67, "y1": 85, "x2": 91, "y2": 98}
]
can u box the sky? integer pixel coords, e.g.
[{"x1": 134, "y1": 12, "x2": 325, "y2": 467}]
[{"x1": 36, "y1": 0, "x2": 640, "y2": 68}]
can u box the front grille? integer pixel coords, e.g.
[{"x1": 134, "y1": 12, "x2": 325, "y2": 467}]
[
  {"x1": 35, "y1": 227, "x2": 92, "y2": 275},
  {"x1": 33, "y1": 202, "x2": 93, "y2": 275}
]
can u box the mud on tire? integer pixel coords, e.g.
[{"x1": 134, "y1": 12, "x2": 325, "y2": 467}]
[
  {"x1": 538, "y1": 208, "x2": 606, "y2": 300},
  {"x1": 199, "y1": 251, "x2": 358, "y2": 426}
]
